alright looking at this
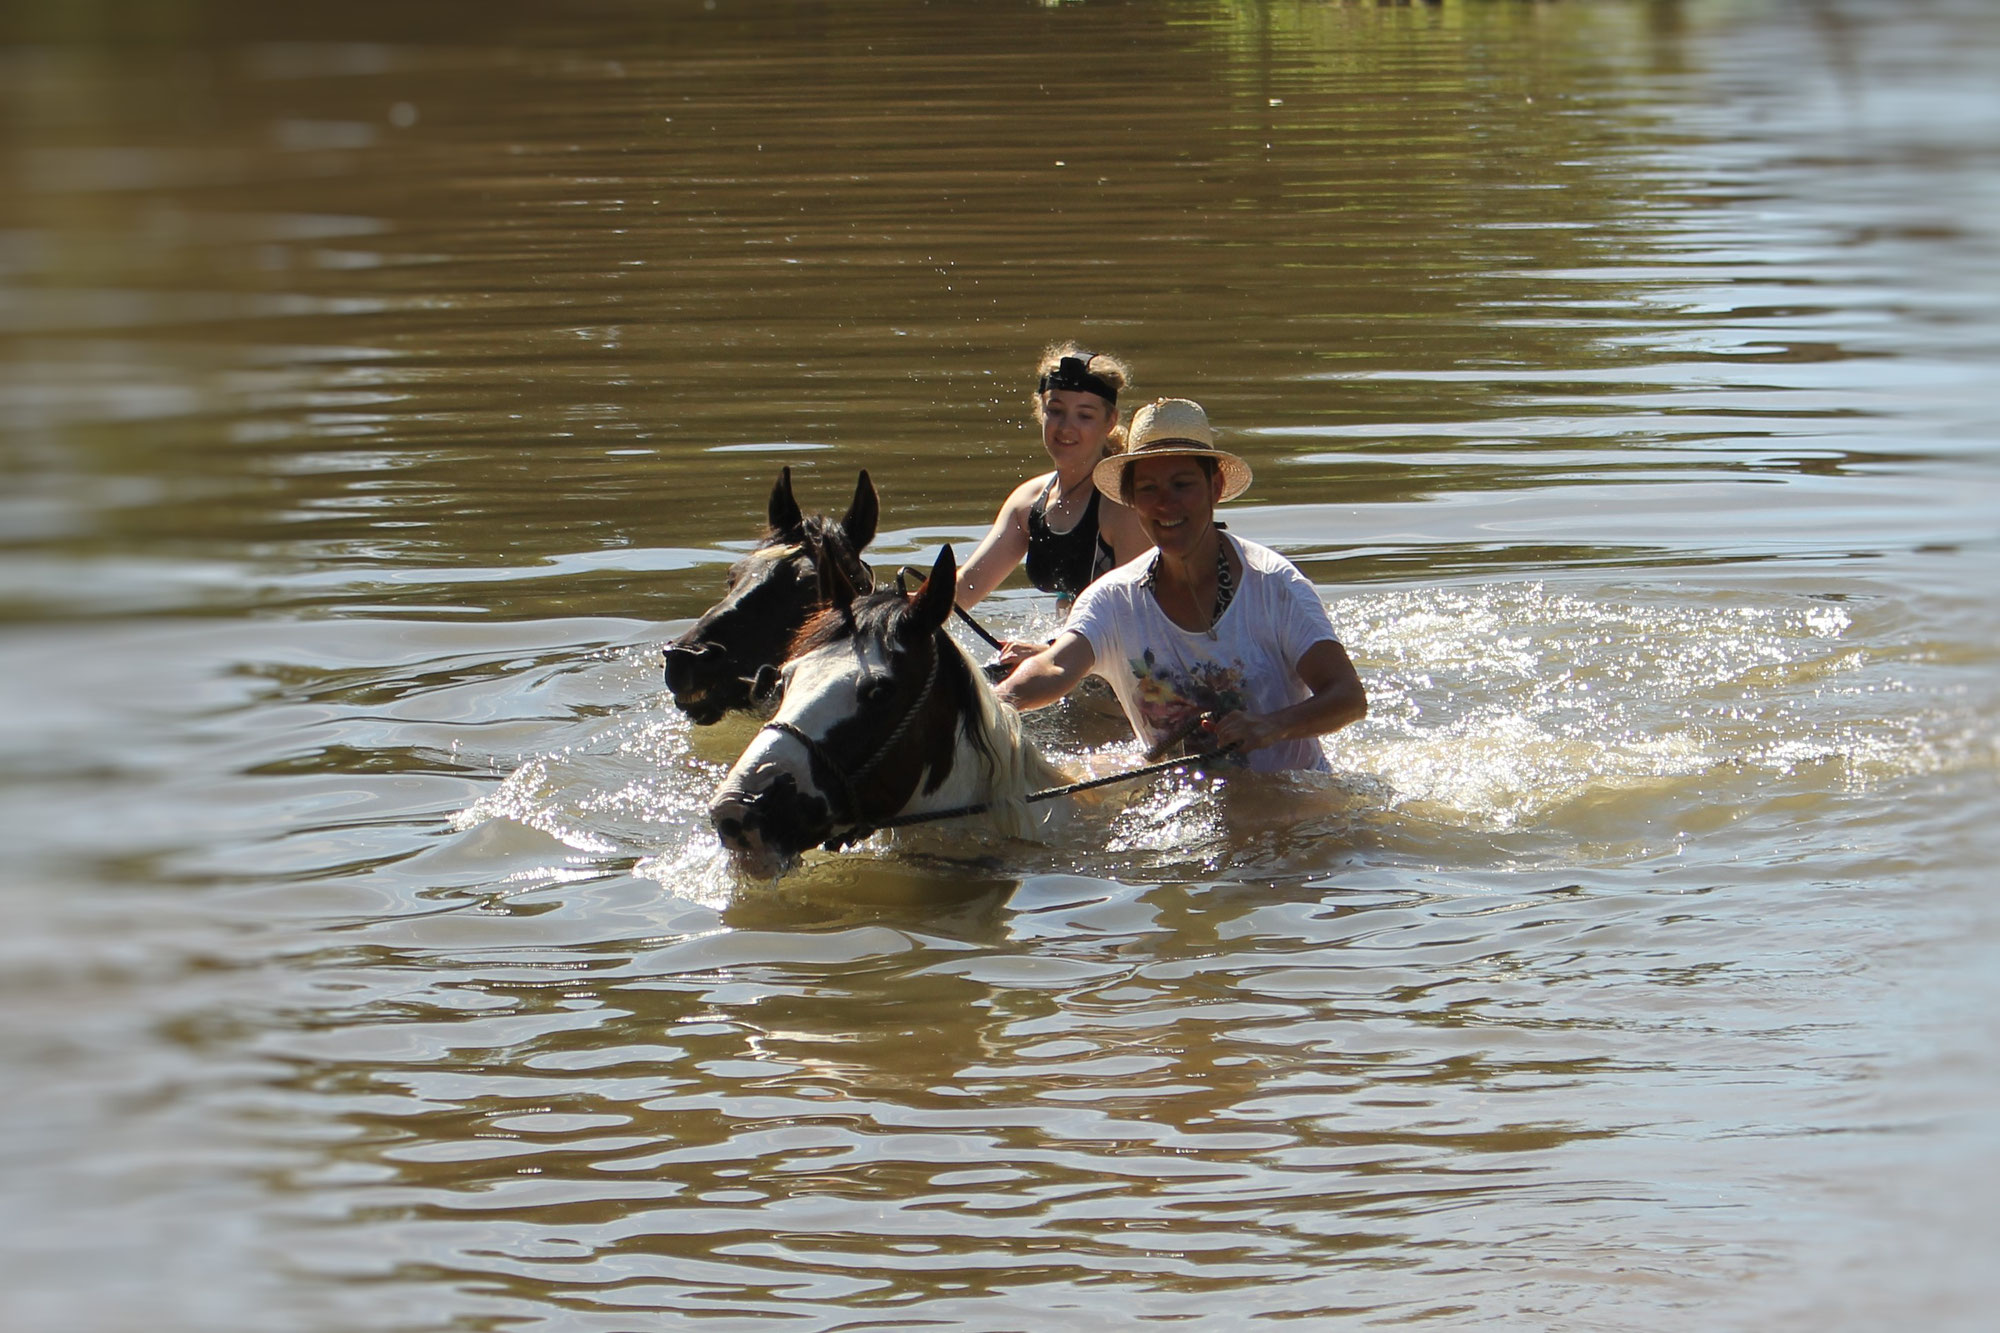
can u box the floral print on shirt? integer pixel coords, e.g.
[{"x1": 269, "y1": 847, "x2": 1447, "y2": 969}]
[{"x1": 1130, "y1": 647, "x2": 1248, "y2": 747}]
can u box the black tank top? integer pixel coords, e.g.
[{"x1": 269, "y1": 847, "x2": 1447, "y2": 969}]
[{"x1": 1024, "y1": 474, "x2": 1116, "y2": 598}]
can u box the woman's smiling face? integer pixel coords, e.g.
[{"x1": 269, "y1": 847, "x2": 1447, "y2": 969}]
[
  {"x1": 1127, "y1": 455, "x2": 1223, "y2": 553},
  {"x1": 1040, "y1": 390, "x2": 1117, "y2": 464}
]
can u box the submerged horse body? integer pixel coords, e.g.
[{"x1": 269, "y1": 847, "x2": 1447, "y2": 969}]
[
  {"x1": 662, "y1": 467, "x2": 878, "y2": 725},
  {"x1": 709, "y1": 545, "x2": 1071, "y2": 878}
]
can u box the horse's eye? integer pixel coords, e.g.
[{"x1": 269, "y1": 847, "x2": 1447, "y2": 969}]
[{"x1": 858, "y1": 675, "x2": 895, "y2": 706}]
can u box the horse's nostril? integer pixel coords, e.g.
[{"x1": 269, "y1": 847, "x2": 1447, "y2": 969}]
[
  {"x1": 662, "y1": 647, "x2": 693, "y2": 692},
  {"x1": 664, "y1": 641, "x2": 733, "y2": 694},
  {"x1": 709, "y1": 788, "x2": 760, "y2": 844}
]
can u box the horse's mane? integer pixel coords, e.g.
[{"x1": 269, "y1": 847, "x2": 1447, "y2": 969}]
[
  {"x1": 789, "y1": 591, "x2": 1069, "y2": 836},
  {"x1": 941, "y1": 622, "x2": 1070, "y2": 821}
]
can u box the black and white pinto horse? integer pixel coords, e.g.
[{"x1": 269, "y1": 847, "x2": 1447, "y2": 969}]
[
  {"x1": 709, "y1": 544, "x2": 1072, "y2": 879},
  {"x1": 662, "y1": 467, "x2": 878, "y2": 725}
]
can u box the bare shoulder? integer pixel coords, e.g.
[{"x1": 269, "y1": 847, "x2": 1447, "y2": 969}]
[
  {"x1": 1013, "y1": 470, "x2": 1056, "y2": 506},
  {"x1": 996, "y1": 471, "x2": 1056, "y2": 523}
]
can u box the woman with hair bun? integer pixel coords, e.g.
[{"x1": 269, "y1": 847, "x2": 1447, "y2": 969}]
[{"x1": 954, "y1": 343, "x2": 1152, "y2": 662}]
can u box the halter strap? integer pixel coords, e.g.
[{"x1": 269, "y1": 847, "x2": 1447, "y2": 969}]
[
  {"x1": 761, "y1": 719, "x2": 866, "y2": 829},
  {"x1": 756, "y1": 632, "x2": 942, "y2": 846}
]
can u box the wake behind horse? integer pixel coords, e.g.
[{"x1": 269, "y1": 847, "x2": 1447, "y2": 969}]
[
  {"x1": 662, "y1": 467, "x2": 877, "y2": 724},
  {"x1": 709, "y1": 544, "x2": 1071, "y2": 879}
]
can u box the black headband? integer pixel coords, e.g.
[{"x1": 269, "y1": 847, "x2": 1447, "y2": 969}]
[{"x1": 1036, "y1": 354, "x2": 1117, "y2": 404}]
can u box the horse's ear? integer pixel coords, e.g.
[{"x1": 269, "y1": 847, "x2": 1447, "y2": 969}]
[
  {"x1": 768, "y1": 467, "x2": 803, "y2": 536},
  {"x1": 841, "y1": 470, "x2": 878, "y2": 551},
  {"x1": 908, "y1": 544, "x2": 957, "y2": 634},
  {"x1": 817, "y1": 540, "x2": 860, "y2": 613}
]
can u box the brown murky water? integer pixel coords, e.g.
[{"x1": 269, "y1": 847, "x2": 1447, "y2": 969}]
[{"x1": 4, "y1": 2, "x2": 1998, "y2": 1328}]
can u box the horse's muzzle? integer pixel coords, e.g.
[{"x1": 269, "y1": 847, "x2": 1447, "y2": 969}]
[
  {"x1": 709, "y1": 768, "x2": 833, "y2": 879},
  {"x1": 662, "y1": 641, "x2": 737, "y2": 724}
]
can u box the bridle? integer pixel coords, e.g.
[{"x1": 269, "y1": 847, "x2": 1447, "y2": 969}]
[{"x1": 756, "y1": 629, "x2": 942, "y2": 847}]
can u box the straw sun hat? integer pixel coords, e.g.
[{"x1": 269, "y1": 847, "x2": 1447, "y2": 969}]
[{"x1": 1092, "y1": 398, "x2": 1254, "y2": 504}]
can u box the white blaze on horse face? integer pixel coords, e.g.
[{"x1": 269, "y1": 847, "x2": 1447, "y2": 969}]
[{"x1": 714, "y1": 636, "x2": 888, "y2": 803}]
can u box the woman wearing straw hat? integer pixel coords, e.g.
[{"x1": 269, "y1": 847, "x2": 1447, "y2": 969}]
[
  {"x1": 954, "y1": 344, "x2": 1152, "y2": 654},
  {"x1": 996, "y1": 398, "x2": 1367, "y2": 773}
]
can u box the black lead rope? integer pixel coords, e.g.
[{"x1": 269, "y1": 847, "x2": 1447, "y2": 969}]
[
  {"x1": 953, "y1": 602, "x2": 1008, "y2": 655},
  {"x1": 853, "y1": 747, "x2": 1234, "y2": 838},
  {"x1": 896, "y1": 565, "x2": 1008, "y2": 656}
]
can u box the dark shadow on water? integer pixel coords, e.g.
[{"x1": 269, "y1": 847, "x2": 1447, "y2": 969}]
[{"x1": 717, "y1": 852, "x2": 1020, "y2": 940}]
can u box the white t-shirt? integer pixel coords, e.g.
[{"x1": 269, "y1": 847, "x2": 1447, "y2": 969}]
[{"x1": 1064, "y1": 534, "x2": 1342, "y2": 773}]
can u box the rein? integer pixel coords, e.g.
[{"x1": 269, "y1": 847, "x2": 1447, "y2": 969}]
[
  {"x1": 864, "y1": 747, "x2": 1234, "y2": 835},
  {"x1": 895, "y1": 565, "x2": 1005, "y2": 655},
  {"x1": 952, "y1": 602, "x2": 1006, "y2": 654}
]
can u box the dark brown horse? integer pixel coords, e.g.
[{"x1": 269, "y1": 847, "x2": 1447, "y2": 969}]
[
  {"x1": 662, "y1": 467, "x2": 878, "y2": 725},
  {"x1": 708, "y1": 544, "x2": 1069, "y2": 878}
]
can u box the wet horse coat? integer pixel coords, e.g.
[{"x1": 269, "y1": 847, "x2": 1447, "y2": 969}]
[
  {"x1": 662, "y1": 467, "x2": 877, "y2": 724},
  {"x1": 708, "y1": 545, "x2": 1070, "y2": 878}
]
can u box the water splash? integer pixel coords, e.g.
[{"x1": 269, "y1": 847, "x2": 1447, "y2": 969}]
[
  {"x1": 450, "y1": 584, "x2": 1993, "y2": 889},
  {"x1": 1345, "y1": 582, "x2": 1989, "y2": 838}
]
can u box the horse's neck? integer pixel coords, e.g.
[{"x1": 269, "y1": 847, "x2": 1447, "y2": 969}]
[
  {"x1": 910, "y1": 726, "x2": 1056, "y2": 813},
  {"x1": 903, "y1": 642, "x2": 1068, "y2": 816}
]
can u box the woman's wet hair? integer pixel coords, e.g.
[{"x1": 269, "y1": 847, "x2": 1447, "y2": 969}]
[{"x1": 1033, "y1": 341, "x2": 1132, "y2": 450}]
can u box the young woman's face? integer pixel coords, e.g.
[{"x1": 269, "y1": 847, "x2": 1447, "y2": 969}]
[{"x1": 1040, "y1": 390, "x2": 1117, "y2": 464}]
